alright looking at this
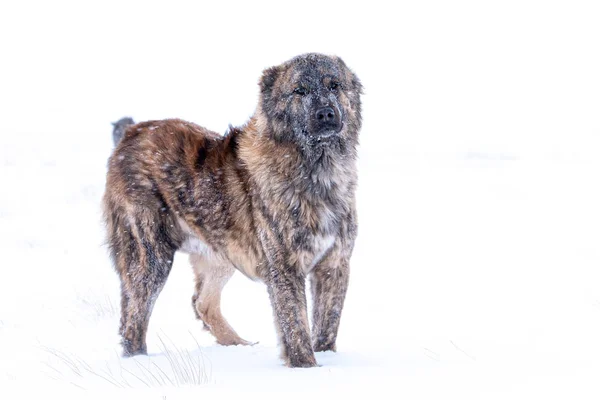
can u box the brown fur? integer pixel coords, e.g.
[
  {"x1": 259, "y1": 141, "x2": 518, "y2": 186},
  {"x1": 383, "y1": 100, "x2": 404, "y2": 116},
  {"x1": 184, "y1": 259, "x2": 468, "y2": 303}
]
[{"x1": 103, "y1": 53, "x2": 362, "y2": 367}]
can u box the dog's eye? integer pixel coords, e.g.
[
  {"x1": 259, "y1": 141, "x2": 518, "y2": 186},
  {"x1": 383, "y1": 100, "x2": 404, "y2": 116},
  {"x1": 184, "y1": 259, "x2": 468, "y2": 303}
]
[
  {"x1": 293, "y1": 87, "x2": 309, "y2": 96},
  {"x1": 329, "y1": 82, "x2": 341, "y2": 91}
]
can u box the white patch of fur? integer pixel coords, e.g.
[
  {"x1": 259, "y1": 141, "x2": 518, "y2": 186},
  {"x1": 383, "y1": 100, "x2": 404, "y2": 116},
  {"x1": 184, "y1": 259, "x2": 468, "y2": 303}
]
[
  {"x1": 177, "y1": 218, "x2": 214, "y2": 257},
  {"x1": 305, "y1": 235, "x2": 336, "y2": 273},
  {"x1": 177, "y1": 218, "x2": 259, "y2": 280},
  {"x1": 180, "y1": 235, "x2": 211, "y2": 255}
]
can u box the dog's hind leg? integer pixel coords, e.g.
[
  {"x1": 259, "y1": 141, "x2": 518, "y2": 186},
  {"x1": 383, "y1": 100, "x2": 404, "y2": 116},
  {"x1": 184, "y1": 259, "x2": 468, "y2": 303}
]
[
  {"x1": 190, "y1": 254, "x2": 251, "y2": 346},
  {"x1": 107, "y1": 206, "x2": 178, "y2": 356}
]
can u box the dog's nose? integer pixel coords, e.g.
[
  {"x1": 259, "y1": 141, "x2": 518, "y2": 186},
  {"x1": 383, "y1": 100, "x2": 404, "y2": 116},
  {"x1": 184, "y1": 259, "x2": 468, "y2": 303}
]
[{"x1": 315, "y1": 107, "x2": 336, "y2": 123}]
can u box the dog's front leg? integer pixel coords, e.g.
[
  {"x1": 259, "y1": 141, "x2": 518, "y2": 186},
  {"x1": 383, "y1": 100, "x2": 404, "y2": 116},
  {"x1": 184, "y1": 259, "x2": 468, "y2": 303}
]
[
  {"x1": 310, "y1": 252, "x2": 350, "y2": 352},
  {"x1": 265, "y1": 264, "x2": 317, "y2": 368}
]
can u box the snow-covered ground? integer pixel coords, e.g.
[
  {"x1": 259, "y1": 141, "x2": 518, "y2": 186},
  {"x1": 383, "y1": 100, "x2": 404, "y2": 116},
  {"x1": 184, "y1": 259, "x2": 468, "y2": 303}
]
[{"x1": 1, "y1": 1, "x2": 600, "y2": 399}]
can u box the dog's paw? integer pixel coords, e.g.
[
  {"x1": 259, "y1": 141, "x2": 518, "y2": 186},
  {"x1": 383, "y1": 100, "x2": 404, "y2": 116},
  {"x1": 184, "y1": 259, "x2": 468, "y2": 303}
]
[
  {"x1": 217, "y1": 337, "x2": 256, "y2": 346},
  {"x1": 286, "y1": 353, "x2": 318, "y2": 368}
]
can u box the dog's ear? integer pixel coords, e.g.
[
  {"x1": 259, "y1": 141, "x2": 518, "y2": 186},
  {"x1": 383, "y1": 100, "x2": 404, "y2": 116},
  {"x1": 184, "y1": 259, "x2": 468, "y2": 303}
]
[
  {"x1": 335, "y1": 56, "x2": 363, "y2": 95},
  {"x1": 350, "y1": 70, "x2": 363, "y2": 95},
  {"x1": 259, "y1": 66, "x2": 281, "y2": 94}
]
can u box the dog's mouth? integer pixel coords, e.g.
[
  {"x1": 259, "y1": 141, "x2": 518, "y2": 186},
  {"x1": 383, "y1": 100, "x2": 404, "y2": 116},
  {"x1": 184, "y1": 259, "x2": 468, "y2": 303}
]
[
  {"x1": 309, "y1": 131, "x2": 340, "y2": 145},
  {"x1": 313, "y1": 131, "x2": 336, "y2": 141},
  {"x1": 310, "y1": 122, "x2": 344, "y2": 141}
]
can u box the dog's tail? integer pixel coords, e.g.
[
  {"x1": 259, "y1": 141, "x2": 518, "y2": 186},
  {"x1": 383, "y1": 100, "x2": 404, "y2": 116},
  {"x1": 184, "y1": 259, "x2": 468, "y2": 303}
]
[{"x1": 111, "y1": 117, "x2": 135, "y2": 146}]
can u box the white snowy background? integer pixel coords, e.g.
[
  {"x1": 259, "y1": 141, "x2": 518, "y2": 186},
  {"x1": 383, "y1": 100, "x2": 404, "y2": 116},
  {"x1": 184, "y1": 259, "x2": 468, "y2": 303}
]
[{"x1": 1, "y1": 0, "x2": 599, "y2": 398}]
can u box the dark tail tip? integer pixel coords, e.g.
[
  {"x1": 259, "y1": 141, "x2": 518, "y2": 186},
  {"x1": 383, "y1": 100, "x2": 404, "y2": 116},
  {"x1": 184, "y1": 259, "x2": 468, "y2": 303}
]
[{"x1": 112, "y1": 117, "x2": 135, "y2": 146}]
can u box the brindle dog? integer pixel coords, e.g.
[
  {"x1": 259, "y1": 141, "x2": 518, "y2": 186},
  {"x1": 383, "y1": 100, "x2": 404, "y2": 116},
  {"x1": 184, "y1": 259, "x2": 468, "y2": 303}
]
[{"x1": 103, "y1": 53, "x2": 362, "y2": 367}]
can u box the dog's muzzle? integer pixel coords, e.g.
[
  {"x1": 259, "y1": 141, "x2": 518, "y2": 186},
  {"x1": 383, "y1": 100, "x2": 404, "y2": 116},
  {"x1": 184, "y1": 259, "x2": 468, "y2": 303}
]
[{"x1": 313, "y1": 107, "x2": 342, "y2": 136}]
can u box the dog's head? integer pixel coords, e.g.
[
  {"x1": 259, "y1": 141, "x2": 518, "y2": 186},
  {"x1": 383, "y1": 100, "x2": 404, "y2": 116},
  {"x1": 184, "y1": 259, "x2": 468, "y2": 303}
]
[{"x1": 258, "y1": 53, "x2": 362, "y2": 155}]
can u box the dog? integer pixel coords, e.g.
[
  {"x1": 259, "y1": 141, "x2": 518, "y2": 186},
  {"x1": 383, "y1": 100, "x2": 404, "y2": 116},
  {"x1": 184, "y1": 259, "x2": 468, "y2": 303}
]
[{"x1": 103, "y1": 53, "x2": 362, "y2": 367}]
